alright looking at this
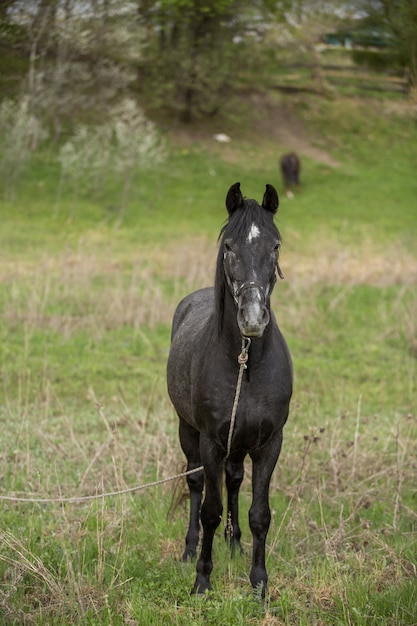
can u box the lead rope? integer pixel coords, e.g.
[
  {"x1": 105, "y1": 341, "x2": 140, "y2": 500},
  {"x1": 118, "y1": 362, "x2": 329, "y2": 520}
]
[
  {"x1": 225, "y1": 336, "x2": 251, "y2": 459},
  {"x1": 0, "y1": 340, "x2": 250, "y2": 504},
  {"x1": 0, "y1": 468, "x2": 205, "y2": 504}
]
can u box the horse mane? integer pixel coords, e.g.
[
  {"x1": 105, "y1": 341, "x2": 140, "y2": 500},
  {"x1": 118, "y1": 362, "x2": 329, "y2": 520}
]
[{"x1": 213, "y1": 199, "x2": 281, "y2": 337}]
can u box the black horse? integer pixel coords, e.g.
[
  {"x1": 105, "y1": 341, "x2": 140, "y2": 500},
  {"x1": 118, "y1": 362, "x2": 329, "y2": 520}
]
[
  {"x1": 167, "y1": 183, "x2": 293, "y2": 597},
  {"x1": 280, "y1": 152, "x2": 300, "y2": 197}
]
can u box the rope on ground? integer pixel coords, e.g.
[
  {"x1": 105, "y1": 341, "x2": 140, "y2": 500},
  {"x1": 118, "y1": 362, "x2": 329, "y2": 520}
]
[{"x1": 0, "y1": 466, "x2": 204, "y2": 504}]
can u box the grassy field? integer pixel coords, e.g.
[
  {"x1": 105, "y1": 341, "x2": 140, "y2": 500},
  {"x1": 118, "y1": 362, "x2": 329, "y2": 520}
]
[{"x1": 0, "y1": 91, "x2": 416, "y2": 625}]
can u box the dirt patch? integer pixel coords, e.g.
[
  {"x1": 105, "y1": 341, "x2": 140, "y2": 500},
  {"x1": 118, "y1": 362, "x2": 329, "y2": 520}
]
[
  {"x1": 246, "y1": 91, "x2": 340, "y2": 168},
  {"x1": 169, "y1": 90, "x2": 340, "y2": 168}
]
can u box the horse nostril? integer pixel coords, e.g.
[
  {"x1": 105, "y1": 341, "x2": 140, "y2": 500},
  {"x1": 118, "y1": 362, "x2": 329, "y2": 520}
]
[{"x1": 261, "y1": 307, "x2": 270, "y2": 326}]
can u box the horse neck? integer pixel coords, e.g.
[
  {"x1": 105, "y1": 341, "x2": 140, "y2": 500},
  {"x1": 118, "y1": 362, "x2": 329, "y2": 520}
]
[{"x1": 221, "y1": 289, "x2": 243, "y2": 344}]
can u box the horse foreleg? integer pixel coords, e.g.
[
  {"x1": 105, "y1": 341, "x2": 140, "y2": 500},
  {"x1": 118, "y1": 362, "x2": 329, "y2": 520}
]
[
  {"x1": 249, "y1": 435, "x2": 283, "y2": 599},
  {"x1": 225, "y1": 456, "x2": 245, "y2": 554},
  {"x1": 192, "y1": 435, "x2": 224, "y2": 595},
  {"x1": 179, "y1": 419, "x2": 204, "y2": 561}
]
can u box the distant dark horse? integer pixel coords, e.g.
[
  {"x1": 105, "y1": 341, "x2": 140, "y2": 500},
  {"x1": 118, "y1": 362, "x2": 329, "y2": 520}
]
[
  {"x1": 167, "y1": 183, "x2": 293, "y2": 597},
  {"x1": 280, "y1": 152, "x2": 300, "y2": 197}
]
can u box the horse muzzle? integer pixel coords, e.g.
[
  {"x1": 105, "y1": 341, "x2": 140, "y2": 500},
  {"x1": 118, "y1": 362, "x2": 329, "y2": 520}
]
[{"x1": 236, "y1": 283, "x2": 270, "y2": 338}]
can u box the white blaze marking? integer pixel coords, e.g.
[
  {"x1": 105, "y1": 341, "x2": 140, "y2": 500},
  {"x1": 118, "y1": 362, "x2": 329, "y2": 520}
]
[{"x1": 247, "y1": 223, "x2": 260, "y2": 243}]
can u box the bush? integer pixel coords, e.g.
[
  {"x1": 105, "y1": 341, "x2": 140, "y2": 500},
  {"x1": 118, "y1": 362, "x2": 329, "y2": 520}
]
[
  {"x1": 0, "y1": 95, "x2": 47, "y2": 199},
  {"x1": 351, "y1": 49, "x2": 402, "y2": 72},
  {"x1": 57, "y1": 98, "x2": 165, "y2": 223}
]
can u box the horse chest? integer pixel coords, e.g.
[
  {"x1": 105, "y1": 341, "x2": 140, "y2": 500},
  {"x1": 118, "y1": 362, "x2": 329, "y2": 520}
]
[{"x1": 194, "y1": 365, "x2": 283, "y2": 450}]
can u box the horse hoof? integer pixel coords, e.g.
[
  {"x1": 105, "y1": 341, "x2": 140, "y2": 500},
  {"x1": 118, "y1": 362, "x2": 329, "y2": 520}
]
[
  {"x1": 191, "y1": 579, "x2": 212, "y2": 595},
  {"x1": 252, "y1": 581, "x2": 267, "y2": 601},
  {"x1": 181, "y1": 549, "x2": 197, "y2": 562}
]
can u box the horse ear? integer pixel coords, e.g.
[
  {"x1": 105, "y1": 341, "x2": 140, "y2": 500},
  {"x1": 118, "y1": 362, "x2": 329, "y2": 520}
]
[
  {"x1": 262, "y1": 184, "x2": 279, "y2": 215},
  {"x1": 226, "y1": 182, "x2": 243, "y2": 215}
]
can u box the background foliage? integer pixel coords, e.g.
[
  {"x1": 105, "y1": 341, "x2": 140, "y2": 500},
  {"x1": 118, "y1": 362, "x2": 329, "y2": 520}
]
[{"x1": 1, "y1": 0, "x2": 416, "y2": 130}]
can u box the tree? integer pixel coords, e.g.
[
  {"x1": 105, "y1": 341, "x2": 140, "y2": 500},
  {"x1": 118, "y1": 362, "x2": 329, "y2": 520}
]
[
  {"x1": 269, "y1": 0, "x2": 348, "y2": 94},
  {"x1": 136, "y1": 0, "x2": 275, "y2": 122},
  {"x1": 355, "y1": 0, "x2": 417, "y2": 89},
  {"x1": 3, "y1": 0, "x2": 143, "y2": 139}
]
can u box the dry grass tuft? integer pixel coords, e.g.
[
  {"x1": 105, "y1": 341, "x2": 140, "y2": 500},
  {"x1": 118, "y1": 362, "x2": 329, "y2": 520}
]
[{"x1": 284, "y1": 237, "x2": 417, "y2": 287}]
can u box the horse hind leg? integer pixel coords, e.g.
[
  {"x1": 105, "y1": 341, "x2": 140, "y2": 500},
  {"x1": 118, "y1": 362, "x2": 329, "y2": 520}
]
[
  {"x1": 225, "y1": 456, "x2": 245, "y2": 555},
  {"x1": 179, "y1": 418, "x2": 204, "y2": 561}
]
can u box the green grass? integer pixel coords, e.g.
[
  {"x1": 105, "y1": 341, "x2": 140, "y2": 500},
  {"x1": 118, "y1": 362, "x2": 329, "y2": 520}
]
[{"x1": 0, "y1": 92, "x2": 416, "y2": 625}]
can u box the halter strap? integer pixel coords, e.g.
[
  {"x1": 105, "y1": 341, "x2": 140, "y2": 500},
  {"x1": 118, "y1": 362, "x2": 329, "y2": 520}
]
[{"x1": 235, "y1": 280, "x2": 265, "y2": 298}]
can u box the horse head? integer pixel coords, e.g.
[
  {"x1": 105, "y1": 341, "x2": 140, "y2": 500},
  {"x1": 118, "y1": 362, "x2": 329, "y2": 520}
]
[{"x1": 222, "y1": 182, "x2": 282, "y2": 338}]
